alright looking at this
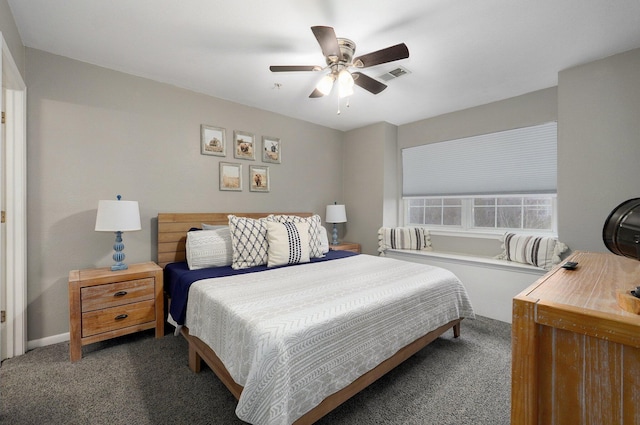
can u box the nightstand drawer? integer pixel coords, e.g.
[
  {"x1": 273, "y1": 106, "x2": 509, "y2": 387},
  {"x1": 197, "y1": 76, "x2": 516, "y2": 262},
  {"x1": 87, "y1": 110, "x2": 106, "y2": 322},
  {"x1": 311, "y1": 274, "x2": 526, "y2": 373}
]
[
  {"x1": 80, "y1": 278, "x2": 154, "y2": 312},
  {"x1": 82, "y1": 299, "x2": 156, "y2": 337}
]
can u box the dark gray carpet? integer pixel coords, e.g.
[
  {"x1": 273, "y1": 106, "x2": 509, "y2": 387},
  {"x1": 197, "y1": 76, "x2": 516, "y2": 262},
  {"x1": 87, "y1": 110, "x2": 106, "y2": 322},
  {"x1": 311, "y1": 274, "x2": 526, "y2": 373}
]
[{"x1": 0, "y1": 316, "x2": 511, "y2": 424}]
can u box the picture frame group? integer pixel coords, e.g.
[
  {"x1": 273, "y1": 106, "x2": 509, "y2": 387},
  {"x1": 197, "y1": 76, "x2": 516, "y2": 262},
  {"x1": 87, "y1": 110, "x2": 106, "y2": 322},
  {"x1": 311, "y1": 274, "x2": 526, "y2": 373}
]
[
  {"x1": 200, "y1": 124, "x2": 282, "y2": 165},
  {"x1": 219, "y1": 162, "x2": 270, "y2": 192}
]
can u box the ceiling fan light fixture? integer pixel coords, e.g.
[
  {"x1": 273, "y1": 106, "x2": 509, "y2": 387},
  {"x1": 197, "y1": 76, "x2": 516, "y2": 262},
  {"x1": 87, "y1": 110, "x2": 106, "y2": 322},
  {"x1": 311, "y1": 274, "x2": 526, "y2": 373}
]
[
  {"x1": 316, "y1": 74, "x2": 335, "y2": 95},
  {"x1": 338, "y1": 69, "x2": 354, "y2": 98}
]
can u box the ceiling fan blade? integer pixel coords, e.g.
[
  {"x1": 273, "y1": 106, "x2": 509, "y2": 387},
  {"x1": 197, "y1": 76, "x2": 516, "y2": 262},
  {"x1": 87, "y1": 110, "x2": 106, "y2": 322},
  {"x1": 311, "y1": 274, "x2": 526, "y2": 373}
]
[
  {"x1": 270, "y1": 65, "x2": 322, "y2": 72},
  {"x1": 352, "y1": 72, "x2": 387, "y2": 94},
  {"x1": 311, "y1": 26, "x2": 343, "y2": 61},
  {"x1": 353, "y1": 43, "x2": 409, "y2": 68},
  {"x1": 309, "y1": 88, "x2": 325, "y2": 98}
]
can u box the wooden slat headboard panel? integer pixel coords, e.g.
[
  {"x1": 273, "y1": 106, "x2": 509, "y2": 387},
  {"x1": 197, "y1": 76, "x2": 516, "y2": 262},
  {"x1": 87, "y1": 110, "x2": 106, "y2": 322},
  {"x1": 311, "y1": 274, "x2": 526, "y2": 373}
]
[{"x1": 157, "y1": 212, "x2": 312, "y2": 268}]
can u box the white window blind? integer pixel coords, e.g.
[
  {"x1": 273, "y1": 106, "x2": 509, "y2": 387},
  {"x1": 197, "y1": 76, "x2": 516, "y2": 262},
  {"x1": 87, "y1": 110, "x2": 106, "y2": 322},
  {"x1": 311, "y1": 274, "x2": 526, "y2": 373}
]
[{"x1": 402, "y1": 122, "x2": 557, "y2": 196}]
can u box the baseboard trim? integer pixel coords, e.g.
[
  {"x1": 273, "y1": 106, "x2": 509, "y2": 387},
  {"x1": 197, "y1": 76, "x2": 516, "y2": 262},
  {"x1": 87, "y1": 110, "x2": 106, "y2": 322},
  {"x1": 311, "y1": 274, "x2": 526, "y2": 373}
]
[{"x1": 27, "y1": 332, "x2": 70, "y2": 351}]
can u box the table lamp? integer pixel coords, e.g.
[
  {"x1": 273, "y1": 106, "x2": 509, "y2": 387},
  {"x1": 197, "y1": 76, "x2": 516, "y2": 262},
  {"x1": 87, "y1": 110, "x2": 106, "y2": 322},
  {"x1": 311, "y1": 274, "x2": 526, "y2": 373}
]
[
  {"x1": 95, "y1": 195, "x2": 141, "y2": 271},
  {"x1": 325, "y1": 203, "x2": 347, "y2": 245}
]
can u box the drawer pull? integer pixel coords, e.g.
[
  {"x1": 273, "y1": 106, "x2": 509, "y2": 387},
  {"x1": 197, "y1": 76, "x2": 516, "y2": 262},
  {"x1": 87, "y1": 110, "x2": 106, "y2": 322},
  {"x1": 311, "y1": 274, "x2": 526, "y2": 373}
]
[
  {"x1": 114, "y1": 314, "x2": 128, "y2": 320},
  {"x1": 114, "y1": 291, "x2": 128, "y2": 297}
]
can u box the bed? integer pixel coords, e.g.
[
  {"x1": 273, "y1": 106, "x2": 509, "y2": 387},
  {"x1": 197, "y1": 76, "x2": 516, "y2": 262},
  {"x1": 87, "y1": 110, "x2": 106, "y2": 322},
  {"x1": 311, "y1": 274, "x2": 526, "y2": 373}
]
[{"x1": 157, "y1": 212, "x2": 474, "y2": 425}]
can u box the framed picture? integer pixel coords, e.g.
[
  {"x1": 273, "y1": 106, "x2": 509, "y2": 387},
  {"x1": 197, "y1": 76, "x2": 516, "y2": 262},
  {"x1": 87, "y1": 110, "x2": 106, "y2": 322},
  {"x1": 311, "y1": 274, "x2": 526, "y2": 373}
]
[
  {"x1": 233, "y1": 130, "x2": 255, "y2": 160},
  {"x1": 219, "y1": 162, "x2": 242, "y2": 191},
  {"x1": 262, "y1": 136, "x2": 281, "y2": 164},
  {"x1": 249, "y1": 165, "x2": 270, "y2": 192},
  {"x1": 201, "y1": 125, "x2": 226, "y2": 157}
]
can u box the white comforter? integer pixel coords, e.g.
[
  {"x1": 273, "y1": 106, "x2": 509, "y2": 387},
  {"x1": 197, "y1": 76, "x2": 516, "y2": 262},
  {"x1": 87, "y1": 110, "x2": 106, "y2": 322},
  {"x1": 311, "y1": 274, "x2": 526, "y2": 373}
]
[{"x1": 185, "y1": 254, "x2": 474, "y2": 425}]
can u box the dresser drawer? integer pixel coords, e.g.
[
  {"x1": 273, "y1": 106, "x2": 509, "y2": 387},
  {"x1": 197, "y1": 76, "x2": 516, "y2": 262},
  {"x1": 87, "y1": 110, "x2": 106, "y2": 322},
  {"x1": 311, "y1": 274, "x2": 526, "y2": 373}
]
[
  {"x1": 82, "y1": 299, "x2": 156, "y2": 337},
  {"x1": 80, "y1": 278, "x2": 154, "y2": 312}
]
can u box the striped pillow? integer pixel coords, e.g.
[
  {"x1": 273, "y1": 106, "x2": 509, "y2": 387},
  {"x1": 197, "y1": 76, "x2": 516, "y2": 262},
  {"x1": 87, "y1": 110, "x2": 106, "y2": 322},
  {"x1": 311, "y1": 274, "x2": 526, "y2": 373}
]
[
  {"x1": 266, "y1": 214, "x2": 323, "y2": 258},
  {"x1": 377, "y1": 227, "x2": 432, "y2": 254},
  {"x1": 266, "y1": 221, "x2": 310, "y2": 267},
  {"x1": 496, "y1": 233, "x2": 568, "y2": 270}
]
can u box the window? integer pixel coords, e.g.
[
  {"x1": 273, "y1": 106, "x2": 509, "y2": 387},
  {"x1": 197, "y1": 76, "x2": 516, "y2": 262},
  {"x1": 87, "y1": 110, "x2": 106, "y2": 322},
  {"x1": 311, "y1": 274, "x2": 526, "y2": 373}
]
[
  {"x1": 405, "y1": 195, "x2": 556, "y2": 233},
  {"x1": 402, "y1": 122, "x2": 557, "y2": 234}
]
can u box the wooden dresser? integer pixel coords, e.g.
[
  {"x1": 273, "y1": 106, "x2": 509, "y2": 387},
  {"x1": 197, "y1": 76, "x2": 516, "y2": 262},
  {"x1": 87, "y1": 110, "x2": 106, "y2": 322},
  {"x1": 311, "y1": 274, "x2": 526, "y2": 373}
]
[
  {"x1": 68, "y1": 261, "x2": 164, "y2": 361},
  {"x1": 511, "y1": 251, "x2": 640, "y2": 425}
]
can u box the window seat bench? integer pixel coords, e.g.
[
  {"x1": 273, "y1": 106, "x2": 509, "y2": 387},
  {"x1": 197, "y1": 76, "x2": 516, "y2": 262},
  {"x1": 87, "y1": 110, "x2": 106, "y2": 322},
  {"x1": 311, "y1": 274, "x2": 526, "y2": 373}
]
[{"x1": 383, "y1": 249, "x2": 548, "y2": 323}]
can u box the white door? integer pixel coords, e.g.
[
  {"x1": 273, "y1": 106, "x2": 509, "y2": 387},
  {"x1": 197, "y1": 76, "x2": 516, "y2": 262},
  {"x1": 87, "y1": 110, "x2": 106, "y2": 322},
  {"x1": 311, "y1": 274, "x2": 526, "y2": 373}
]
[{"x1": 1, "y1": 34, "x2": 27, "y2": 361}]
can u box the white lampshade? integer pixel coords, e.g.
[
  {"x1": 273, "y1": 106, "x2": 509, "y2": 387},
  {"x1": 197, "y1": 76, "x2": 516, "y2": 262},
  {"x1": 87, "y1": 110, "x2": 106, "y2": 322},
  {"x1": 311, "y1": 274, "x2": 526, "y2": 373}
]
[
  {"x1": 325, "y1": 204, "x2": 347, "y2": 224},
  {"x1": 316, "y1": 73, "x2": 335, "y2": 95},
  {"x1": 338, "y1": 69, "x2": 354, "y2": 98},
  {"x1": 95, "y1": 200, "x2": 141, "y2": 232}
]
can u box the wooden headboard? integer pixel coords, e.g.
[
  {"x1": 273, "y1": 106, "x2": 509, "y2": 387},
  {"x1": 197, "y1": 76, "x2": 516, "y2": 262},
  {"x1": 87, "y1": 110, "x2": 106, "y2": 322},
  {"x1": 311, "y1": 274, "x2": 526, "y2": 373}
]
[{"x1": 157, "y1": 212, "x2": 312, "y2": 268}]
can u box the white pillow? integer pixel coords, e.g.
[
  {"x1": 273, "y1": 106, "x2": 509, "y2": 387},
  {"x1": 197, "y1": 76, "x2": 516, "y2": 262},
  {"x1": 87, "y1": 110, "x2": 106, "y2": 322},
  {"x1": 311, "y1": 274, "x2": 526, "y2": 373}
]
[
  {"x1": 266, "y1": 221, "x2": 310, "y2": 267},
  {"x1": 185, "y1": 228, "x2": 233, "y2": 270},
  {"x1": 228, "y1": 215, "x2": 269, "y2": 269},
  {"x1": 495, "y1": 233, "x2": 568, "y2": 270},
  {"x1": 266, "y1": 214, "x2": 323, "y2": 258},
  {"x1": 319, "y1": 225, "x2": 330, "y2": 254}
]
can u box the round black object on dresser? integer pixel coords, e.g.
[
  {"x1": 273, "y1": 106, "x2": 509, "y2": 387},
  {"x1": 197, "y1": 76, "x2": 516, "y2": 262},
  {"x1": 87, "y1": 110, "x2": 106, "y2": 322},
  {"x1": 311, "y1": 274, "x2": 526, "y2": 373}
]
[{"x1": 603, "y1": 197, "x2": 640, "y2": 260}]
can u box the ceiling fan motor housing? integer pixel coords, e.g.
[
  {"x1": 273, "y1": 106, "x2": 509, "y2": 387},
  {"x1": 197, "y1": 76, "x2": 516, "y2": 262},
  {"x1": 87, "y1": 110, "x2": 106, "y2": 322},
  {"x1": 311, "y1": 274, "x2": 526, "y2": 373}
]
[
  {"x1": 326, "y1": 38, "x2": 356, "y2": 66},
  {"x1": 603, "y1": 198, "x2": 640, "y2": 260}
]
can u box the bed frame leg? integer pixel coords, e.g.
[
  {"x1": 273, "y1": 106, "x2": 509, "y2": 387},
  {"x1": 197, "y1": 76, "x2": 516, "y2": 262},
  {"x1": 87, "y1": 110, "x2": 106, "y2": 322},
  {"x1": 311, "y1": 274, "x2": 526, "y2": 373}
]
[
  {"x1": 453, "y1": 322, "x2": 461, "y2": 338},
  {"x1": 188, "y1": 343, "x2": 202, "y2": 373}
]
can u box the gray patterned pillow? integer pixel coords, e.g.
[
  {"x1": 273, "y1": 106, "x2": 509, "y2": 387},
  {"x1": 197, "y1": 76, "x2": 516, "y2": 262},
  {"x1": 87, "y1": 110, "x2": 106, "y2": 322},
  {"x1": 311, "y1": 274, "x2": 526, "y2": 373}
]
[
  {"x1": 185, "y1": 227, "x2": 233, "y2": 269},
  {"x1": 228, "y1": 215, "x2": 269, "y2": 269},
  {"x1": 266, "y1": 214, "x2": 323, "y2": 258}
]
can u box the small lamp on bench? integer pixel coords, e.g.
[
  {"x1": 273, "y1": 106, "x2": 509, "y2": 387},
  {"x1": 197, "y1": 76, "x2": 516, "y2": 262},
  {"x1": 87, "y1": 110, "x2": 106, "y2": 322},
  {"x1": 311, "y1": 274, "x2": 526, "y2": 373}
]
[
  {"x1": 95, "y1": 195, "x2": 141, "y2": 271},
  {"x1": 325, "y1": 202, "x2": 347, "y2": 246}
]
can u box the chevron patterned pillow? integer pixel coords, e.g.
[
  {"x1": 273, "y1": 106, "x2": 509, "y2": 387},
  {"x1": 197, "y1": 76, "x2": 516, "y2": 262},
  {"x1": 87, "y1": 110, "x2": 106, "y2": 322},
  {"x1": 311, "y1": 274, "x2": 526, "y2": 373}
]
[{"x1": 228, "y1": 215, "x2": 269, "y2": 269}]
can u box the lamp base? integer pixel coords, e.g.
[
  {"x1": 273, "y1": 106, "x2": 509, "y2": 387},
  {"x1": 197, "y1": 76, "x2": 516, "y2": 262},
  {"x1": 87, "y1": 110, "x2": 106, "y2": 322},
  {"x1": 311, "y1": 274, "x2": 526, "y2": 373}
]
[
  {"x1": 331, "y1": 223, "x2": 339, "y2": 245},
  {"x1": 111, "y1": 231, "x2": 129, "y2": 271}
]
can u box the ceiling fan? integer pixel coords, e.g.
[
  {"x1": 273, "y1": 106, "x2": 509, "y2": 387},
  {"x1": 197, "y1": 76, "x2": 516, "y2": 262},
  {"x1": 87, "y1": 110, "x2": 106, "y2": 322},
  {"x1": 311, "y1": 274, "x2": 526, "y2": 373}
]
[{"x1": 270, "y1": 26, "x2": 409, "y2": 99}]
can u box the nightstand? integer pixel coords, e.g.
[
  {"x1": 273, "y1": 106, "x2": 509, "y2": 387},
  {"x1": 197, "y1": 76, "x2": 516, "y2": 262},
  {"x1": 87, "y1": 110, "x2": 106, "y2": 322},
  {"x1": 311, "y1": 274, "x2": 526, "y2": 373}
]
[
  {"x1": 329, "y1": 242, "x2": 361, "y2": 253},
  {"x1": 68, "y1": 261, "x2": 164, "y2": 361}
]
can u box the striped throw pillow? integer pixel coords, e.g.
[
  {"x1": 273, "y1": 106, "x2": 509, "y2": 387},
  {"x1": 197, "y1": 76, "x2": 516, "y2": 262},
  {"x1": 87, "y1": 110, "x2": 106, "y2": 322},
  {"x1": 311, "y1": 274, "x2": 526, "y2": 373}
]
[
  {"x1": 266, "y1": 214, "x2": 324, "y2": 258},
  {"x1": 266, "y1": 221, "x2": 310, "y2": 267},
  {"x1": 496, "y1": 233, "x2": 568, "y2": 270},
  {"x1": 377, "y1": 227, "x2": 432, "y2": 254}
]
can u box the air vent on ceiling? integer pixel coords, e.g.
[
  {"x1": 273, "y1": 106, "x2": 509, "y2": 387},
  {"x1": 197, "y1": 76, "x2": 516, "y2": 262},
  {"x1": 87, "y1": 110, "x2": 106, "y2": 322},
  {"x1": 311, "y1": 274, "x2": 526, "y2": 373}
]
[{"x1": 378, "y1": 66, "x2": 411, "y2": 82}]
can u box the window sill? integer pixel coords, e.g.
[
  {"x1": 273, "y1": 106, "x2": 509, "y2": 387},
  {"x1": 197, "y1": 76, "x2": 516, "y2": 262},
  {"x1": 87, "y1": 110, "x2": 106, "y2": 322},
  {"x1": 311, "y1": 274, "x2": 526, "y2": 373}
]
[{"x1": 385, "y1": 249, "x2": 549, "y2": 274}]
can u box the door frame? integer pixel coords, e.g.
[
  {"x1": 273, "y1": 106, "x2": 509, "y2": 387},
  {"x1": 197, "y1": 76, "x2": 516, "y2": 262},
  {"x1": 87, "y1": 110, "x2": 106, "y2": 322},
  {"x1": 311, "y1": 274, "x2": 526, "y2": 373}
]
[{"x1": 1, "y1": 34, "x2": 27, "y2": 359}]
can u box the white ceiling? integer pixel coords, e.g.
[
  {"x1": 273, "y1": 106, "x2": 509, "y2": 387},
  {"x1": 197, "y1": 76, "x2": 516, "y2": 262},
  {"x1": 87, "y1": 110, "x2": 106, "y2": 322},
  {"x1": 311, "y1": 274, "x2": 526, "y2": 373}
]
[{"x1": 8, "y1": 0, "x2": 640, "y2": 131}]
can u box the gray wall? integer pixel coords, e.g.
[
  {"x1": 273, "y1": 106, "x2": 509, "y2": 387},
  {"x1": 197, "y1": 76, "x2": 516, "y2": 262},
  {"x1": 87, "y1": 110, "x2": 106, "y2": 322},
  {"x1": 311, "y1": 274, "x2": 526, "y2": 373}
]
[
  {"x1": 0, "y1": 0, "x2": 25, "y2": 78},
  {"x1": 558, "y1": 47, "x2": 640, "y2": 252},
  {"x1": 343, "y1": 122, "x2": 398, "y2": 255},
  {"x1": 26, "y1": 48, "x2": 344, "y2": 341}
]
